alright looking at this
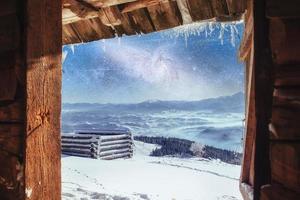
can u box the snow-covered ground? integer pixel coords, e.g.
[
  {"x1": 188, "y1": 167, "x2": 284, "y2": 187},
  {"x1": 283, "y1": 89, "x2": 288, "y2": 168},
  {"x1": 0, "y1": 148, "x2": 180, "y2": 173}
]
[{"x1": 62, "y1": 141, "x2": 242, "y2": 200}]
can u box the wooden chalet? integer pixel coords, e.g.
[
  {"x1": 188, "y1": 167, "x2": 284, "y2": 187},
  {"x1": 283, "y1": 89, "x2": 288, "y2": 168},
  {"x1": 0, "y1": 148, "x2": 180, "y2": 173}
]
[{"x1": 0, "y1": 0, "x2": 299, "y2": 199}]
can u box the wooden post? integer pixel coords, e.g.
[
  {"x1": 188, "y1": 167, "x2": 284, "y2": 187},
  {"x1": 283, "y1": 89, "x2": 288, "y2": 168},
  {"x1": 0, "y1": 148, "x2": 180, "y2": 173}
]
[
  {"x1": 0, "y1": 0, "x2": 62, "y2": 199},
  {"x1": 252, "y1": 0, "x2": 273, "y2": 199}
]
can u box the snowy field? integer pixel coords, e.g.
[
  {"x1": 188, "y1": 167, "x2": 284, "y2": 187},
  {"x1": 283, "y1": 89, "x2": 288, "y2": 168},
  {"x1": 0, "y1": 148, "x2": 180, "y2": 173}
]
[{"x1": 62, "y1": 141, "x2": 242, "y2": 200}]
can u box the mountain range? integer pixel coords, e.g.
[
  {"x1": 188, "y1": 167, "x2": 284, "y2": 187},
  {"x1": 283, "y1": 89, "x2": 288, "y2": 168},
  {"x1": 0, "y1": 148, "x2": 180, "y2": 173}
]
[{"x1": 63, "y1": 92, "x2": 245, "y2": 113}]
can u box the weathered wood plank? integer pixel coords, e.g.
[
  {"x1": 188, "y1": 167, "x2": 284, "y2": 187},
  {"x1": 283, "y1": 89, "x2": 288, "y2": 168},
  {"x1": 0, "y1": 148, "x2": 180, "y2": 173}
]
[
  {"x1": 261, "y1": 184, "x2": 300, "y2": 200},
  {"x1": 116, "y1": 13, "x2": 136, "y2": 35},
  {"x1": 240, "y1": 47, "x2": 256, "y2": 185},
  {"x1": 147, "y1": 1, "x2": 182, "y2": 31},
  {"x1": 0, "y1": 50, "x2": 16, "y2": 70},
  {"x1": 270, "y1": 143, "x2": 300, "y2": 192},
  {"x1": 186, "y1": 0, "x2": 214, "y2": 21},
  {"x1": 211, "y1": 0, "x2": 229, "y2": 17},
  {"x1": 274, "y1": 65, "x2": 300, "y2": 87},
  {"x1": 272, "y1": 95, "x2": 300, "y2": 109},
  {"x1": 239, "y1": 0, "x2": 253, "y2": 61},
  {"x1": 24, "y1": 0, "x2": 62, "y2": 199},
  {"x1": 99, "y1": 6, "x2": 123, "y2": 26},
  {"x1": 0, "y1": 68, "x2": 17, "y2": 101},
  {"x1": 71, "y1": 18, "x2": 114, "y2": 42},
  {"x1": 269, "y1": 19, "x2": 300, "y2": 65},
  {"x1": 0, "y1": 101, "x2": 23, "y2": 122},
  {"x1": 0, "y1": 1, "x2": 17, "y2": 17},
  {"x1": 274, "y1": 88, "x2": 300, "y2": 101},
  {"x1": 0, "y1": 14, "x2": 19, "y2": 53},
  {"x1": 0, "y1": 124, "x2": 23, "y2": 155},
  {"x1": 121, "y1": 0, "x2": 161, "y2": 13},
  {"x1": 85, "y1": 0, "x2": 137, "y2": 8},
  {"x1": 62, "y1": 23, "x2": 82, "y2": 44},
  {"x1": 270, "y1": 107, "x2": 300, "y2": 140},
  {"x1": 226, "y1": 0, "x2": 246, "y2": 15},
  {"x1": 127, "y1": 8, "x2": 155, "y2": 33},
  {"x1": 63, "y1": 17, "x2": 115, "y2": 44},
  {"x1": 266, "y1": 0, "x2": 300, "y2": 19}
]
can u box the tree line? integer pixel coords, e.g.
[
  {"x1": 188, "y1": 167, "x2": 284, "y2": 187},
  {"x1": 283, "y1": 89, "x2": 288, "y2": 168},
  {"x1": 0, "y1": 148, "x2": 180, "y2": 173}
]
[{"x1": 134, "y1": 136, "x2": 242, "y2": 165}]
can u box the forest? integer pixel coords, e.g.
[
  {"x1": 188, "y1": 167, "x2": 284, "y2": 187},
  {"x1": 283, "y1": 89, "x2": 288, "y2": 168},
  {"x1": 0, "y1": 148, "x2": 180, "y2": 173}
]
[{"x1": 134, "y1": 136, "x2": 242, "y2": 165}]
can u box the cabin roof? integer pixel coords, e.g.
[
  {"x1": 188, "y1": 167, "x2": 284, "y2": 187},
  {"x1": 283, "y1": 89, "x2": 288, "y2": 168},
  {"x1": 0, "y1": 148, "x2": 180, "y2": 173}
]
[{"x1": 62, "y1": 0, "x2": 247, "y2": 45}]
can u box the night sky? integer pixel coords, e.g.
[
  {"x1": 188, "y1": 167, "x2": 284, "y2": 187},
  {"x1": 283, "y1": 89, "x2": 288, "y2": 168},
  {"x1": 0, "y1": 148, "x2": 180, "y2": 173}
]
[{"x1": 62, "y1": 22, "x2": 245, "y2": 103}]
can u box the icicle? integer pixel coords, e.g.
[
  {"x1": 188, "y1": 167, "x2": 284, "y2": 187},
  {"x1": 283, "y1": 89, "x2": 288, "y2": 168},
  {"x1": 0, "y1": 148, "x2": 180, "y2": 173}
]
[
  {"x1": 70, "y1": 45, "x2": 75, "y2": 54},
  {"x1": 62, "y1": 50, "x2": 68, "y2": 64},
  {"x1": 118, "y1": 36, "x2": 122, "y2": 46},
  {"x1": 230, "y1": 25, "x2": 235, "y2": 47},
  {"x1": 102, "y1": 39, "x2": 106, "y2": 52},
  {"x1": 218, "y1": 23, "x2": 225, "y2": 45},
  {"x1": 184, "y1": 32, "x2": 188, "y2": 48}
]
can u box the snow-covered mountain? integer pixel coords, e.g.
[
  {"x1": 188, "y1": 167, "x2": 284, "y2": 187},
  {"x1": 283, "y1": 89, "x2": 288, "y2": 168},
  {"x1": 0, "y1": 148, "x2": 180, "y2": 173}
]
[
  {"x1": 62, "y1": 92, "x2": 245, "y2": 152},
  {"x1": 63, "y1": 92, "x2": 244, "y2": 113}
]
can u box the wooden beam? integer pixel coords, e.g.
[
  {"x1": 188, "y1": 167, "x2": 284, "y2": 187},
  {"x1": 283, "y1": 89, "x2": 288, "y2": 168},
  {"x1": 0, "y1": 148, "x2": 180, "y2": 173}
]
[
  {"x1": 99, "y1": 6, "x2": 123, "y2": 26},
  {"x1": 147, "y1": 1, "x2": 182, "y2": 31},
  {"x1": 240, "y1": 47, "x2": 256, "y2": 184},
  {"x1": 186, "y1": 0, "x2": 214, "y2": 21},
  {"x1": 127, "y1": 8, "x2": 155, "y2": 33},
  {"x1": 63, "y1": 0, "x2": 99, "y2": 24},
  {"x1": 24, "y1": 0, "x2": 62, "y2": 199},
  {"x1": 239, "y1": 0, "x2": 253, "y2": 61},
  {"x1": 252, "y1": 0, "x2": 274, "y2": 199},
  {"x1": 85, "y1": 0, "x2": 137, "y2": 7},
  {"x1": 176, "y1": 0, "x2": 192, "y2": 24},
  {"x1": 121, "y1": 0, "x2": 165, "y2": 13}
]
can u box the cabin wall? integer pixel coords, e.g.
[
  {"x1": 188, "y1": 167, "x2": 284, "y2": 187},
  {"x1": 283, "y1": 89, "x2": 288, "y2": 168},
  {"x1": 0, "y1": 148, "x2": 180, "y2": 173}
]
[
  {"x1": 0, "y1": 1, "x2": 62, "y2": 200},
  {"x1": 240, "y1": 0, "x2": 300, "y2": 199},
  {"x1": 0, "y1": 1, "x2": 25, "y2": 199}
]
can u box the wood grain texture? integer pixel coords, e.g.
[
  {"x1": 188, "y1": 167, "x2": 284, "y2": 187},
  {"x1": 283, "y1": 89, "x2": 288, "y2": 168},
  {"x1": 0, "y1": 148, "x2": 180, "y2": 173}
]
[
  {"x1": 186, "y1": 0, "x2": 214, "y2": 21},
  {"x1": 0, "y1": 101, "x2": 24, "y2": 123},
  {"x1": 274, "y1": 65, "x2": 300, "y2": 87},
  {"x1": 127, "y1": 8, "x2": 155, "y2": 33},
  {"x1": 266, "y1": 0, "x2": 300, "y2": 18},
  {"x1": 270, "y1": 107, "x2": 300, "y2": 140},
  {"x1": 252, "y1": 0, "x2": 274, "y2": 199},
  {"x1": 211, "y1": 0, "x2": 229, "y2": 17},
  {"x1": 270, "y1": 143, "x2": 300, "y2": 192},
  {"x1": 0, "y1": 68, "x2": 17, "y2": 101},
  {"x1": 61, "y1": 0, "x2": 246, "y2": 44},
  {"x1": 24, "y1": 0, "x2": 62, "y2": 199},
  {"x1": 0, "y1": 14, "x2": 19, "y2": 53},
  {"x1": 261, "y1": 184, "x2": 300, "y2": 200},
  {"x1": 226, "y1": 0, "x2": 246, "y2": 15},
  {"x1": 269, "y1": 19, "x2": 300, "y2": 65},
  {"x1": 240, "y1": 47, "x2": 256, "y2": 185},
  {"x1": 147, "y1": 1, "x2": 182, "y2": 31}
]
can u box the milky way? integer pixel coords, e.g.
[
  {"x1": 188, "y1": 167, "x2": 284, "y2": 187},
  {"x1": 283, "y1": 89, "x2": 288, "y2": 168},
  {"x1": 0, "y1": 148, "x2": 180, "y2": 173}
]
[{"x1": 62, "y1": 22, "x2": 244, "y2": 103}]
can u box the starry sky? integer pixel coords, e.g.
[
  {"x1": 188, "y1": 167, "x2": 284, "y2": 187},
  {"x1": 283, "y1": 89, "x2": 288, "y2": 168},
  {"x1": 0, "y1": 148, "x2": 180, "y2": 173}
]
[{"x1": 62, "y1": 22, "x2": 244, "y2": 103}]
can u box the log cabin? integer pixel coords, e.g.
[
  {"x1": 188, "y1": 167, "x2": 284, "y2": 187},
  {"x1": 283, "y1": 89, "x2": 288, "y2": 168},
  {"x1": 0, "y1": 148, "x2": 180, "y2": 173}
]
[
  {"x1": 0, "y1": 0, "x2": 299, "y2": 199},
  {"x1": 61, "y1": 130, "x2": 133, "y2": 159}
]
